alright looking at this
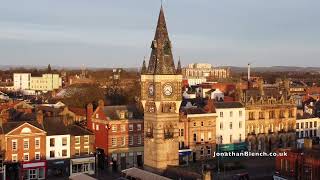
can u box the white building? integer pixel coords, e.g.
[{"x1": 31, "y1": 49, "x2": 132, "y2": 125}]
[
  {"x1": 296, "y1": 117, "x2": 320, "y2": 139},
  {"x1": 46, "y1": 135, "x2": 71, "y2": 160},
  {"x1": 215, "y1": 102, "x2": 245, "y2": 145},
  {"x1": 13, "y1": 73, "x2": 62, "y2": 92},
  {"x1": 182, "y1": 63, "x2": 230, "y2": 81}
]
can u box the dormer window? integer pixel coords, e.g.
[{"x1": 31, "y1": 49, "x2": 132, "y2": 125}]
[
  {"x1": 95, "y1": 114, "x2": 99, "y2": 118},
  {"x1": 119, "y1": 111, "x2": 125, "y2": 119},
  {"x1": 128, "y1": 112, "x2": 133, "y2": 119}
]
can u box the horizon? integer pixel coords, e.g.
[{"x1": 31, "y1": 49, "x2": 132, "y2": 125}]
[{"x1": 1, "y1": 0, "x2": 320, "y2": 67}]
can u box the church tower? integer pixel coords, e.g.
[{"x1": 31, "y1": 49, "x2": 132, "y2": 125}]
[{"x1": 141, "y1": 6, "x2": 182, "y2": 172}]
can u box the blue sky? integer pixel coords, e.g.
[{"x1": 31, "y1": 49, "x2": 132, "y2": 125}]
[{"x1": 0, "y1": 0, "x2": 319, "y2": 68}]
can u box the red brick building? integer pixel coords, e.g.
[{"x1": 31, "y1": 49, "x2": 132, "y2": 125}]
[
  {"x1": 275, "y1": 146, "x2": 320, "y2": 180},
  {"x1": 87, "y1": 100, "x2": 144, "y2": 170},
  {"x1": 2, "y1": 120, "x2": 47, "y2": 180}
]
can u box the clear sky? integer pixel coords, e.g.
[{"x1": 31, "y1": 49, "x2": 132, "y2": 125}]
[{"x1": 0, "y1": 0, "x2": 319, "y2": 68}]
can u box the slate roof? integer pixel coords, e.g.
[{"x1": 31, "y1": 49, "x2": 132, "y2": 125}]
[
  {"x1": 181, "y1": 107, "x2": 207, "y2": 114},
  {"x1": 146, "y1": 6, "x2": 176, "y2": 75},
  {"x1": 68, "y1": 124, "x2": 93, "y2": 136},
  {"x1": 43, "y1": 117, "x2": 69, "y2": 136},
  {"x1": 103, "y1": 105, "x2": 143, "y2": 120},
  {"x1": 214, "y1": 102, "x2": 244, "y2": 109},
  {"x1": 2, "y1": 121, "x2": 44, "y2": 134}
]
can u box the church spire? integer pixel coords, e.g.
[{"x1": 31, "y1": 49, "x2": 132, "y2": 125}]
[
  {"x1": 176, "y1": 57, "x2": 182, "y2": 74},
  {"x1": 147, "y1": 6, "x2": 176, "y2": 75},
  {"x1": 141, "y1": 57, "x2": 147, "y2": 74}
]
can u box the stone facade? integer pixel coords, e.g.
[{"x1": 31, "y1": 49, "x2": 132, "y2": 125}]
[{"x1": 240, "y1": 80, "x2": 297, "y2": 152}]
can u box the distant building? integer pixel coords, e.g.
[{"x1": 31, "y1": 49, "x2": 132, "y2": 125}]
[
  {"x1": 13, "y1": 73, "x2": 62, "y2": 93},
  {"x1": 182, "y1": 63, "x2": 230, "y2": 86}
]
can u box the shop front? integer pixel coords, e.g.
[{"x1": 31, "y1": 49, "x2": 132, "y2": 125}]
[
  {"x1": 47, "y1": 159, "x2": 70, "y2": 178},
  {"x1": 70, "y1": 156, "x2": 95, "y2": 176},
  {"x1": 179, "y1": 148, "x2": 192, "y2": 166},
  {"x1": 21, "y1": 161, "x2": 46, "y2": 180}
]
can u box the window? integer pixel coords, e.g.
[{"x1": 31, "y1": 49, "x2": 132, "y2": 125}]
[
  {"x1": 201, "y1": 122, "x2": 204, "y2": 126},
  {"x1": 121, "y1": 137, "x2": 126, "y2": 146},
  {"x1": 111, "y1": 137, "x2": 117, "y2": 147},
  {"x1": 129, "y1": 124, "x2": 133, "y2": 131},
  {"x1": 121, "y1": 125, "x2": 126, "y2": 132},
  {"x1": 229, "y1": 122, "x2": 232, "y2": 130},
  {"x1": 201, "y1": 133, "x2": 204, "y2": 142},
  {"x1": 249, "y1": 112, "x2": 254, "y2": 120},
  {"x1": 84, "y1": 136, "x2": 89, "y2": 144},
  {"x1": 62, "y1": 149, "x2": 67, "y2": 157},
  {"x1": 84, "y1": 146, "x2": 89, "y2": 154},
  {"x1": 306, "y1": 122, "x2": 308, "y2": 128},
  {"x1": 96, "y1": 124, "x2": 99, "y2": 130},
  {"x1": 269, "y1": 111, "x2": 275, "y2": 119},
  {"x1": 38, "y1": 168, "x2": 45, "y2": 179},
  {"x1": 208, "y1": 132, "x2": 212, "y2": 141},
  {"x1": 129, "y1": 136, "x2": 134, "y2": 145},
  {"x1": 310, "y1": 122, "x2": 313, "y2": 129},
  {"x1": 289, "y1": 109, "x2": 294, "y2": 118},
  {"x1": 220, "y1": 112, "x2": 223, "y2": 117},
  {"x1": 62, "y1": 137, "x2": 67, "y2": 146},
  {"x1": 180, "y1": 129, "x2": 184, "y2": 136},
  {"x1": 112, "y1": 125, "x2": 117, "y2": 132},
  {"x1": 75, "y1": 136, "x2": 80, "y2": 145},
  {"x1": 95, "y1": 113, "x2": 99, "y2": 118},
  {"x1": 239, "y1": 134, "x2": 242, "y2": 142},
  {"x1": 230, "y1": 111, "x2": 233, "y2": 117},
  {"x1": 220, "y1": 122, "x2": 223, "y2": 130},
  {"x1": 259, "y1": 112, "x2": 264, "y2": 119},
  {"x1": 24, "y1": 153, "x2": 29, "y2": 161},
  {"x1": 23, "y1": 139, "x2": 29, "y2": 150},
  {"x1": 137, "y1": 124, "x2": 142, "y2": 131},
  {"x1": 280, "y1": 110, "x2": 285, "y2": 118},
  {"x1": 75, "y1": 148, "x2": 80, "y2": 156},
  {"x1": 296, "y1": 123, "x2": 299, "y2": 129},
  {"x1": 239, "y1": 121, "x2": 242, "y2": 128},
  {"x1": 230, "y1": 135, "x2": 232, "y2": 143},
  {"x1": 301, "y1": 131, "x2": 304, "y2": 138},
  {"x1": 29, "y1": 169, "x2": 37, "y2": 179},
  {"x1": 35, "y1": 138, "x2": 40, "y2": 149},
  {"x1": 50, "y1": 151, "x2": 55, "y2": 158},
  {"x1": 314, "y1": 121, "x2": 317, "y2": 128},
  {"x1": 305, "y1": 130, "x2": 308, "y2": 137},
  {"x1": 200, "y1": 147, "x2": 204, "y2": 156},
  {"x1": 239, "y1": 111, "x2": 243, "y2": 117},
  {"x1": 12, "y1": 154, "x2": 17, "y2": 162},
  {"x1": 137, "y1": 135, "x2": 142, "y2": 144},
  {"x1": 50, "y1": 138, "x2": 55, "y2": 147},
  {"x1": 35, "y1": 152, "x2": 40, "y2": 160},
  {"x1": 12, "y1": 140, "x2": 17, "y2": 151},
  {"x1": 207, "y1": 147, "x2": 211, "y2": 156},
  {"x1": 301, "y1": 123, "x2": 304, "y2": 129},
  {"x1": 193, "y1": 122, "x2": 196, "y2": 126},
  {"x1": 314, "y1": 130, "x2": 317, "y2": 137},
  {"x1": 193, "y1": 133, "x2": 197, "y2": 142},
  {"x1": 92, "y1": 123, "x2": 95, "y2": 130}
]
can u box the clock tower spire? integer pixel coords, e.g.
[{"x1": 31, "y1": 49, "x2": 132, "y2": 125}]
[{"x1": 141, "y1": 6, "x2": 182, "y2": 172}]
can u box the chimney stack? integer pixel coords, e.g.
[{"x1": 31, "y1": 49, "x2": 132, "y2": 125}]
[
  {"x1": 247, "y1": 63, "x2": 251, "y2": 82},
  {"x1": 87, "y1": 103, "x2": 94, "y2": 130},
  {"x1": 36, "y1": 110, "x2": 44, "y2": 125}
]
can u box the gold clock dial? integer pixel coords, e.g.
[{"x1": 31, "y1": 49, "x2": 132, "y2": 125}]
[
  {"x1": 163, "y1": 84, "x2": 173, "y2": 96},
  {"x1": 148, "y1": 84, "x2": 154, "y2": 96}
]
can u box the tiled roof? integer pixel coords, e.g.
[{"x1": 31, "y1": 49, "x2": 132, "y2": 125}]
[{"x1": 214, "y1": 102, "x2": 244, "y2": 109}]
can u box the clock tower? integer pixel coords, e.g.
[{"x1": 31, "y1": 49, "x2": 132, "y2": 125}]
[{"x1": 141, "y1": 6, "x2": 182, "y2": 172}]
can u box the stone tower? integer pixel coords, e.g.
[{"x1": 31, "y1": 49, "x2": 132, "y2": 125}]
[{"x1": 140, "y1": 6, "x2": 182, "y2": 172}]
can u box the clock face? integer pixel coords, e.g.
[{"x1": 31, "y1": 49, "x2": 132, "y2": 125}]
[
  {"x1": 163, "y1": 84, "x2": 173, "y2": 96},
  {"x1": 148, "y1": 84, "x2": 154, "y2": 96}
]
